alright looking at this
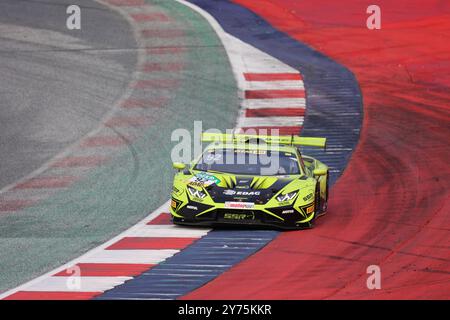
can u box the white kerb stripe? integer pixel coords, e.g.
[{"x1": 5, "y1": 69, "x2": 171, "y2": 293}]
[
  {"x1": 130, "y1": 224, "x2": 210, "y2": 238},
  {"x1": 242, "y1": 98, "x2": 306, "y2": 109},
  {"x1": 237, "y1": 116, "x2": 304, "y2": 127},
  {"x1": 80, "y1": 249, "x2": 179, "y2": 264},
  {"x1": 243, "y1": 80, "x2": 304, "y2": 90},
  {"x1": 23, "y1": 276, "x2": 132, "y2": 292},
  {"x1": 242, "y1": 56, "x2": 297, "y2": 73},
  {"x1": 0, "y1": 200, "x2": 172, "y2": 300}
]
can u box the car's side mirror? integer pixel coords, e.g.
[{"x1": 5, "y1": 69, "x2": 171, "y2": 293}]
[
  {"x1": 313, "y1": 168, "x2": 327, "y2": 176},
  {"x1": 173, "y1": 162, "x2": 186, "y2": 171}
]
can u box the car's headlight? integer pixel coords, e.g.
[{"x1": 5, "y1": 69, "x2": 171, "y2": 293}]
[
  {"x1": 187, "y1": 186, "x2": 207, "y2": 199},
  {"x1": 276, "y1": 191, "x2": 298, "y2": 202}
]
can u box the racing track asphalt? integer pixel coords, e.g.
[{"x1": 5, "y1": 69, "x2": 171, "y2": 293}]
[
  {"x1": 2, "y1": 0, "x2": 448, "y2": 300},
  {"x1": 95, "y1": 0, "x2": 363, "y2": 299},
  {"x1": 0, "y1": 0, "x2": 239, "y2": 293},
  {"x1": 184, "y1": 0, "x2": 450, "y2": 299},
  {"x1": 0, "y1": 0, "x2": 136, "y2": 189}
]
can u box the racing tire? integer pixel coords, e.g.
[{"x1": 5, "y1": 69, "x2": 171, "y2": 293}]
[
  {"x1": 314, "y1": 184, "x2": 321, "y2": 219},
  {"x1": 319, "y1": 173, "x2": 329, "y2": 215}
]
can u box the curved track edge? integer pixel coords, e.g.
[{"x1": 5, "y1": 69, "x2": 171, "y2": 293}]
[{"x1": 97, "y1": 0, "x2": 362, "y2": 300}]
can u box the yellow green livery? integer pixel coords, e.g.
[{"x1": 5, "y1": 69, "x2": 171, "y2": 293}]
[{"x1": 170, "y1": 133, "x2": 329, "y2": 229}]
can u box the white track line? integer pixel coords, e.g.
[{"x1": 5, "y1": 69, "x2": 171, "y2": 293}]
[
  {"x1": 130, "y1": 224, "x2": 210, "y2": 238},
  {"x1": 244, "y1": 80, "x2": 304, "y2": 90},
  {"x1": 237, "y1": 116, "x2": 304, "y2": 127},
  {"x1": 174, "y1": 0, "x2": 305, "y2": 141},
  {"x1": 1, "y1": 0, "x2": 308, "y2": 300},
  {"x1": 22, "y1": 276, "x2": 132, "y2": 292},
  {"x1": 175, "y1": 0, "x2": 299, "y2": 98},
  {"x1": 80, "y1": 249, "x2": 179, "y2": 264},
  {"x1": 0, "y1": 200, "x2": 169, "y2": 299},
  {"x1": 242, "y1": 98, "x2": 306, "y2": 109}
]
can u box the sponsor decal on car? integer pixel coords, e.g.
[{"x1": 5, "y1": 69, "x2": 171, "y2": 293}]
[
  {"x1": 171, "y1": 198, "x2": 182, "y2": 211},
  {"x1": 234, "y1": 149, "x2": 266, "y2": 155},
  {"x1": 187, "y1": 172, "x2": 220, "y2": 187},
  {"x1": 303, "y1": 193, "x2": 313, "y2": 201},
  {"x1": 224, "y1": 201, "x2": 255, "y2": 209},
  {"x1": 223, "y1": 212, "x2": 255, "y2": 220},
  {"x1": 223, "y1": 189, "x2": 236, "y2": 196},
  {"x1": 223, "y1": 190, "x2": 261, "y2": 196}
]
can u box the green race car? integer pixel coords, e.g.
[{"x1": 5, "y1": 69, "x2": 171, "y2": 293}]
[{"x1": 170, "y1": 133, "x2": 329, "y2": 229}]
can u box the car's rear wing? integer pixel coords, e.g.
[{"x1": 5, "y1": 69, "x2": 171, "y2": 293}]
[{"x1": 201, "y1": 133, "x2": 326, "y2": 148}]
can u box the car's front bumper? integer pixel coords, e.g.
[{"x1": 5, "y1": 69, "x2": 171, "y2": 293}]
[{"x1": 171, "y1": 207, "x2": 313, "y2": 230}]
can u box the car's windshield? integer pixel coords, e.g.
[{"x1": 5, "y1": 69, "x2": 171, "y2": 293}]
[{"x1": 194, "y1": 148, "x2": 301, "y2": 176}]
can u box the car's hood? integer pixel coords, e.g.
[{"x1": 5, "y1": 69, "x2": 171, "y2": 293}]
[{"x1": 186, "y1": 171, "x2": 299, "y2": 204}]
